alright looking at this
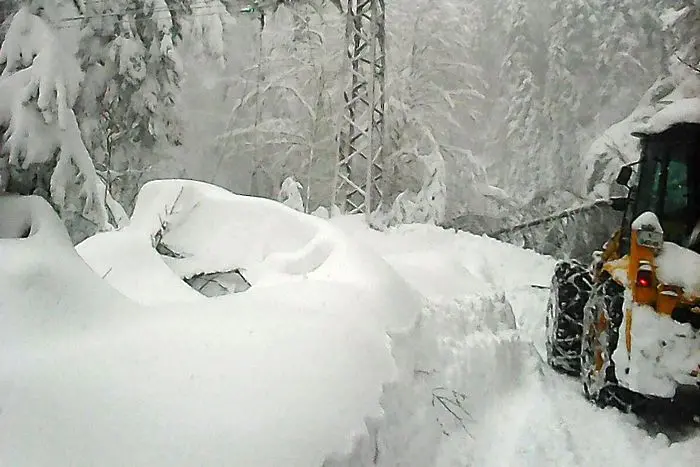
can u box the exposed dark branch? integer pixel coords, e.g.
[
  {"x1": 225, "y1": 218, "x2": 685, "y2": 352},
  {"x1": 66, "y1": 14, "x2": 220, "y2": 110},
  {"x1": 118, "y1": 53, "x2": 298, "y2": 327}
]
[
  {"x1": 72, "y1": 0, "x2": 84, "y2": 15},
  {"x1": 675, "y1": 54, "x2": 700, "y2": 74},
  {"x1": 156, "y1": 241, "x2": 187, "y2": 258}
]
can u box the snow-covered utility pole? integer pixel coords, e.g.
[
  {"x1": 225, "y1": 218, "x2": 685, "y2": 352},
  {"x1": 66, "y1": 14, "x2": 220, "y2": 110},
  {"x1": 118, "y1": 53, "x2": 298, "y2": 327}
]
[{"x1": 336, "y1": 0, "x2": 386, "y2": 218}]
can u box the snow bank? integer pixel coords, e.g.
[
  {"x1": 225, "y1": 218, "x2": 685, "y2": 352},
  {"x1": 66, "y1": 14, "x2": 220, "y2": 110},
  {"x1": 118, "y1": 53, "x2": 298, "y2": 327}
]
[
  {"x1": 327, "y1": 217, "x2": 554, "y2": 466},
  {"x1": 332, "y1": 217, "x2": 555, "y2": 294},
  {"x1": 0, "y1": 195, "x2": 129, "y2": 349},
  {"x1": 347, "y1": 217, "x2": 700, "y2": 467},
  {"x1": 324, "y1": 291, "x2": 535, "y2": 467},
  {"x1": 1, "y1": 186, "x2": 423, "y2": 466}
]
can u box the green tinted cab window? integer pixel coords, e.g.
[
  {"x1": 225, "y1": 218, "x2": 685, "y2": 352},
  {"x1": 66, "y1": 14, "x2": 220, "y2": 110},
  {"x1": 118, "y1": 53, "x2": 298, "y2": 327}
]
[{"x1": 664, "y1": 160, "x2": 688, "y2": 216}]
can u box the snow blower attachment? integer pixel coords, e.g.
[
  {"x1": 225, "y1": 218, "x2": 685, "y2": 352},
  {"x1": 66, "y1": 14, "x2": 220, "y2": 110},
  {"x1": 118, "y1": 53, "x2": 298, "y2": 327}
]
[{"x1": 546, "y1": 117, "x2": 700, "y2": 413}]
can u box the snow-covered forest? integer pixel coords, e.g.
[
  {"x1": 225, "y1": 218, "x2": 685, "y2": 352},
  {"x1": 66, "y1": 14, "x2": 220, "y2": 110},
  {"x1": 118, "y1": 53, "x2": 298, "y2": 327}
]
[{"x1": 0, "y1": 0, "x2": 698, "y2": 241}]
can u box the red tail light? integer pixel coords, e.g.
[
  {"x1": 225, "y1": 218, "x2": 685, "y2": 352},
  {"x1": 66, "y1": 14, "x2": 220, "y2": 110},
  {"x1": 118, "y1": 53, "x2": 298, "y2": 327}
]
[{"x1": 636, "y1": 269, "x2": 653, "y2": 288}]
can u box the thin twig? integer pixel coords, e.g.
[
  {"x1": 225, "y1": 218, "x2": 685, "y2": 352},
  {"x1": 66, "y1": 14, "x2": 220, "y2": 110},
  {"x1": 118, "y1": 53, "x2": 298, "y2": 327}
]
[{"x1": 431, "y1": 387, "x2": 473, "y2": 438}]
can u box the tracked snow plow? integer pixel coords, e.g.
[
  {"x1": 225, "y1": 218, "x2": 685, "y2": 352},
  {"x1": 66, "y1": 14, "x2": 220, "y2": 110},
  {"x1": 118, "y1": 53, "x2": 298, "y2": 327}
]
[{"x1": 546, "y1": 104, "x2": 700, "y2": 412}]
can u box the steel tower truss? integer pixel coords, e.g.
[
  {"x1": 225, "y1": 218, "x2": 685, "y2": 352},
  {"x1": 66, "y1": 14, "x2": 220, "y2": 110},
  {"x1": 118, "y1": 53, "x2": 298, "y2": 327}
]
[{"x1": 336, "y1": 0, "x2": 386, "y2": 216}]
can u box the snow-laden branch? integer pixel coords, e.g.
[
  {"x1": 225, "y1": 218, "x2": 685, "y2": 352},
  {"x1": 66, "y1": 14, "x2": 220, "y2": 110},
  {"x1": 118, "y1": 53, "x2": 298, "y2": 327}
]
[{"x1": 0, "y1": 6, "x2": 108, "y2": 228}]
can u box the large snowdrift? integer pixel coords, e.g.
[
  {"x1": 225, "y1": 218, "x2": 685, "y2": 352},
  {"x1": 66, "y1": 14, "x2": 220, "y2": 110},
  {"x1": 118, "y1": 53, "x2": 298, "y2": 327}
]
[
  {"x1": 0, "y1": 183, "x2": 421, "y2": 466},
  {"x1": 330, "y1": 218, "x2": 559, "y2": 465},
  {"x1": 78, "y1": 180, "x2": 419, "y2": 330}
]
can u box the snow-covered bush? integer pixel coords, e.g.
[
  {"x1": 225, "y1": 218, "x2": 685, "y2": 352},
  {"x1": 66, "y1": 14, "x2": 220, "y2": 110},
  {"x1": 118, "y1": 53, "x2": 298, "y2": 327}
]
[
  {"x1": 278, "y1": 175, "x2": 305, "y2": 212},
  {"x1": 384, "y1": 144, "x2": 447, "y2": 227}
]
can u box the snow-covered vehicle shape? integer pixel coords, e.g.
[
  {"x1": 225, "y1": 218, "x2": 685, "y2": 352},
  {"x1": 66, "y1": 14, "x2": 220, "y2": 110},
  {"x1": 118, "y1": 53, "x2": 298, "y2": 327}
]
[{"x1": 546, "y1": 101, "x2": 700, "y2": 411}]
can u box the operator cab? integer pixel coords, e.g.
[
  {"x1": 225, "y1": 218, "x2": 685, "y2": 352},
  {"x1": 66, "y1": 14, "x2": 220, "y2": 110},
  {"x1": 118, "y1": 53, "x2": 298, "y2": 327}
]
[{"x1": 627, "y1": 122, "x2": 700, "y2": 251}]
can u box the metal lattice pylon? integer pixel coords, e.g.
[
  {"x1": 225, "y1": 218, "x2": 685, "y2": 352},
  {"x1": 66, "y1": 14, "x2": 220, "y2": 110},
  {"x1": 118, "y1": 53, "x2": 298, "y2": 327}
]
[{"x1": 336, "y1": 0, "x2": 386, "y2": 217}]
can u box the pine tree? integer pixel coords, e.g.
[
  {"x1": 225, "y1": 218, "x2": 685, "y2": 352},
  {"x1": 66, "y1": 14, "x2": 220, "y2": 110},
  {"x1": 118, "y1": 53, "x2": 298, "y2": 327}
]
[
  {"x1": 500, "y1": 3, "x2": 538, "y2": 137},
  {"x1": 0, "y1": 1, "x2": 108, "y2": 233},
  {"x1": 577, "y1": 0, "x2": 696, "y2": 202},
  {"x1": 664, "y1": 0, "x2": 699, "y2": 70},
  {"x1": 592, "y1": 0, "x2": 667, "y2": 125},
  {"x1": 541, "y1": 0, "x2": 598, "y2": 197},
  {"x1": 486, "y1": 0, "x2": 542, "y2": 196},
  {"x1": 76, "y1": 0, "x2": 188, "y2": 210}
]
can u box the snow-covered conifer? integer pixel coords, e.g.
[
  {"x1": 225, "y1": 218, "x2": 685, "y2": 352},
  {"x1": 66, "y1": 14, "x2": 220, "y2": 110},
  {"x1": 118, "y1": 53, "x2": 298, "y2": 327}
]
[
  {"x1": 76, "y1": 0, "x2": 190, "y2": 209},
  {"x1": 0, "y1": 1, "x2": 108, "y2": 233}
]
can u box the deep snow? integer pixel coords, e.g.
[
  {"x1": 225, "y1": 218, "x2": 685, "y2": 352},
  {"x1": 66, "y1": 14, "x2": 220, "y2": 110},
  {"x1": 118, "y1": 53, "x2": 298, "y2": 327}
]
[
  {"x1": 331, "y1": 218, "x2": 700, "y2": 466},
  {"x1": 1, "y1": 181, "x2": 699, "y2": 466},
  {"x1": 1, "y1": 185, "x2": 421, "y2": 466}
]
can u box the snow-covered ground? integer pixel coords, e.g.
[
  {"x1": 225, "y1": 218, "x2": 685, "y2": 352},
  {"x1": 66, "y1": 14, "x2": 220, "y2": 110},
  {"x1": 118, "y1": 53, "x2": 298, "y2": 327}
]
[
  {"x1": 1, "y1": 181, "x2": 698, "y2": 466},
  {"x1": 336, "y1": 219, "x2": 700, "y2": 467}
]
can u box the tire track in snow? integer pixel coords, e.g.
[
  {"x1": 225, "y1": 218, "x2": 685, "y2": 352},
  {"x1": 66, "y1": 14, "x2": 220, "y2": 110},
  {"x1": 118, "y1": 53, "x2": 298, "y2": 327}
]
[
  {"x1": 495, "y1": 280, "x2": 700, "y2": 467},
  {"x1": 461, "y1": 333, "x2": 682, "y2": 467},
  {"x1": 467, "y1": 368, "x2": 580, "y2": 467}
]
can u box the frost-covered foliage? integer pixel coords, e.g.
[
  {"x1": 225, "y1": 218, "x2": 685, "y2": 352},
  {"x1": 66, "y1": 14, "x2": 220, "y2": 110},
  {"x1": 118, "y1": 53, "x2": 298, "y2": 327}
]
[
  {"x1": 176, "y1": 0, "x2": 506, "y2": 221},
  {"x1": 205, "y1": 4, "x2": 344, "y2": 209},
  {"x1": 384, "y1": 0, "x2": 489, "y2": 220},
  {"x1": 579, "y1": 1, "x2": 700, "y2": 202},
  {"x1": 172, "y1": 0, "x2": 698, "y2": 238},
  {"x1": 488, "y1": 0, "x2": 542, "y2": 190}
]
